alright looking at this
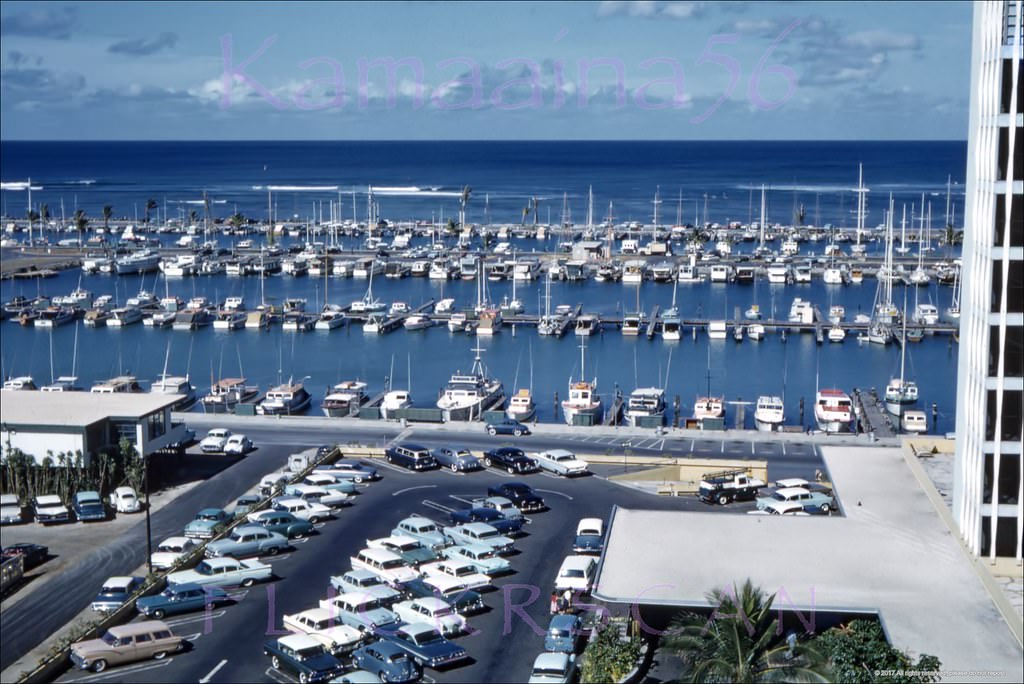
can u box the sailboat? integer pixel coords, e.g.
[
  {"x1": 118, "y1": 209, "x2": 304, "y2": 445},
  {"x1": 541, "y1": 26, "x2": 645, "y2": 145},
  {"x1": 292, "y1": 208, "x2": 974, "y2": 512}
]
[
  {"x1": 315, "y1": 255, "x2": 346, "y2": 330},
  {"x1": 561, "y1": 338, "x2": 602, "y2": 426},
  {"x1": 944, "y1": 260, "x2": 962, "y2": 322},
  {"x1": 350, "y1": 258, "x2": 385, "y2": 313},
  {"x1": 908, "y1": 197, "x2": 931, "y2": 286},
  {"x1": 436, "y1": 342, "x2": 505, "y2": 421},
  {"x1": 885, "y1": 295, "x2": 919, "y2": 416},
  {"x1": 150, "y1": 341, "x2": 198, "y2": 411},
  {"x1": 537, "y1": 269, "x2": 562, "y2": 336},
  {"x1": 661, "y1": 275, "x2": 681, "y2": 341},
  {"x1": 506, "y1": 345, "x2": 537, "y2": 422},
  {"x1": 694, "y1": 345, "x2": 724, "y2": 420},
  {"x1": 866, "y1": 195, "x2": 896, "y2": 344},
  {"x1": 850, "y1": 164, "x2": 868, "y2": 257}
]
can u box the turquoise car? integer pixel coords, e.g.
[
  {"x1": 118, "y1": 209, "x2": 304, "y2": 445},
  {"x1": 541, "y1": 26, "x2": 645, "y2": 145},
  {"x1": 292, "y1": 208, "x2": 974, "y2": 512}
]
[
  {"x1": 440, "y1": 543, "x2": 512, "y2": 576},
  {"x1": 184, "y1": 508, "x2": 231, "y2": 540},
  {"x1": 136, "y1": 582, "x2": 229, "y2": 619}
]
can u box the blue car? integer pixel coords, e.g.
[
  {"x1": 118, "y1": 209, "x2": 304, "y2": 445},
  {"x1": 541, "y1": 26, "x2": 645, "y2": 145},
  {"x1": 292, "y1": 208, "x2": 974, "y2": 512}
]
[
  {"x1": 449, "y1": 507, "x2": 524, "y2": 534},
  {"x1": 544, "y1": 613, "x2": 583, "y2": 653},
  {"x1": 351, "y1": 641, "x2": 421, "y2": 683},
  {"x1": 136, "y1": 582, "x2": 229, "y2": 619},
  {"x1": 486, "y1": 418, "x2": 531, "y2": 436}
]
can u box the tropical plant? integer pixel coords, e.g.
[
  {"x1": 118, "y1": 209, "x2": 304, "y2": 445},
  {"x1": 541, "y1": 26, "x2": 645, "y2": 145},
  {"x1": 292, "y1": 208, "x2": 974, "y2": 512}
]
[
  {"x1": 40, "y1": 203, "x2": 50, "y2": 226},
  {"x1": 662, "y1": 580, "x2": 827, "y2": 683},
  {"x1": 102, "y1": 205, "x2": 113, "y2": 230},
  {"x1": 814, "y1": 620, "x2": 940, "y2": 683},
  {"x1": 189, "y1": 209, "x2": 199, "y2": 226},
  {"x1": 229, "y1": 212, "x2": 246, "y2": 231},
  {"x1": 581, "y1": 621, "x2": 643, "y2": 684},
  {"x1": 144, "y1": 198, "x2": 158, "y2": 224},
  {"x1": 74, "y1": 209, "x2": 88, "y2": 246}
]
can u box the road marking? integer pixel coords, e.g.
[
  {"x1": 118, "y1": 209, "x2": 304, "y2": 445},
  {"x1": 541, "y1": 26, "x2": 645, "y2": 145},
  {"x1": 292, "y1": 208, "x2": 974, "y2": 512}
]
[
  {"x1": 422, "y1": 499, "x2": 455, "y2": 515},
  {"x1": 265, "y1": 666, "x2": 295, "y2": 683},
  {"x1": 65, "y1": 658, "x2": 174, "y2": 682},
  {"x1": 393, "y1": 484, "x2": 438, "y2": 496},
  {"x1": 180, "y1": 631, "x2": 204, "y2": 642},
  {"x1": 781, "y1": 442, "x2": 787, "y2": 456},
  {"x1": 449, "y1": 495, "x2": 475, "y2": 505},
  {"x1": 292, "y1": 537, "x2": 310, "y2": 544},
  {"x1": 199, "y1": 659, "x2": 228, "y2": 683},
  {"x1": 225, "y1": 588, "x2": 250, "y2": 600},
  {"x1": 751, "y1": 441, "x2": 756, "y2": 454},
  {"x1": 167, "y1": 610, "x2": 227, "y2": 627},
  {"x1": 535, "y1": 488, "x2": 573, "y2": 501},
  {"x1": 538, "y1": 472, "x2": 565, "y2": 480},
  {"x1": 720, "y1": 441, "x2": 725, "y2": 453}
]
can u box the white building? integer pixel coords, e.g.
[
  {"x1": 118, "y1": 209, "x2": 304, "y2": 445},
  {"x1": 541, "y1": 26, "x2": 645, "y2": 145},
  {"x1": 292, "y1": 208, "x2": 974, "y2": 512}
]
[
  {"x1": 953, "y1": 0, "x2": 1023, "y2": 560},
  {"x1": 0, "y1": 392, "x2": 187, "y2": 465}
]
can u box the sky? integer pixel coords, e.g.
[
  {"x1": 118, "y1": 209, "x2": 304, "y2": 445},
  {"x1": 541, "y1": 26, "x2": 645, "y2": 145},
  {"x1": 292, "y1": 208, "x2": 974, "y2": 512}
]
[{"x1": 0, "y1": 1, "x2": 973, "y2": 140}]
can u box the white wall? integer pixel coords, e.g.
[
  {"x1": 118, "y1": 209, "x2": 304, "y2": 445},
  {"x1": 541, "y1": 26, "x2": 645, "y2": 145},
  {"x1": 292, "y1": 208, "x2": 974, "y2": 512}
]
[{"x1": 0, "y1": 431, "x2": 86, "y2": 465}]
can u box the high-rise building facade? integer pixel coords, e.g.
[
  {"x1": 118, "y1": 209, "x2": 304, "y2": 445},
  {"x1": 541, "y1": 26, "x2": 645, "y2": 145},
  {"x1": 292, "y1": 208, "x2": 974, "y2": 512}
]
[{"x1": 953, "y1": 0, "x2": 1023, "y2": 560}]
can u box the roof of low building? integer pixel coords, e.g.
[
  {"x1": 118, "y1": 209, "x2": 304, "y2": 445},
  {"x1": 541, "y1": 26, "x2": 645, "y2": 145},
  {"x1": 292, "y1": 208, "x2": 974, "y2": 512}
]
[{"x1": 1, "y1": 391, "x2": 182, "y2": 428}]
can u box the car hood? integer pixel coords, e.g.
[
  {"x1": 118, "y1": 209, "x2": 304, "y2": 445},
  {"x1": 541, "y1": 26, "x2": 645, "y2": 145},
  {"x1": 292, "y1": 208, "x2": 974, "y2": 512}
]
[
  {"x1": 36, "y1": 504, "x2": 67, "y2": 514},
  {"x1": 0, "y1": 504, "x2": 21, "y2": 516}
]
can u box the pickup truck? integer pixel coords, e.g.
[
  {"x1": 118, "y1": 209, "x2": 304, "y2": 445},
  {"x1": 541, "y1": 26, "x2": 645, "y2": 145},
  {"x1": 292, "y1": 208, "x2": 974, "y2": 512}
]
[
  {"x1": 167, "y1": 557, "x2": 273, "y2": 588},
  {"x1": 264, "y1": 634, "x2": 345, "y2": 683},
  {"x1": 205, "y1": 525, "x2": 289, "y2": 558},
  {"x1": 697, "y1": 469, "x2": 766, "y2": 505},
  {"x1": 383, "y1": 623, "x2": 468, "y2": 669},
  {"x1": 282, "y1": 608, "x2": 365, "y2": 655},
  {"x1": 183, "y1": 508, "x2": 232, "y2": 539}
]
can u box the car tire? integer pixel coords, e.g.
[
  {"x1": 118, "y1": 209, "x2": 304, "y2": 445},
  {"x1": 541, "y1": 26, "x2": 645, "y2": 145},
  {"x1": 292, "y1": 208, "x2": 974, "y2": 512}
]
[
  {"x1": 153, "y1": 651, "x2": 167, "y2": 660},
  {"x1": 483, "y1": 458, "x2": 492, "y2": 467},
  {"x1": 514, "y1": 429, "x2": 523, "y2": 436},
  {"x1": 152, "y1": 609, "x2": 165, "y2": 619},
  {"x1": 354, "y1": 476, "x2": 364, "y2": 484},
  {"x1": 507, "y1": 466, "x2": 515, "y2": 474},
  {"x1": 299, "y1": 673, "x2": 310, "y2": 684},
  {"x1": 241, "y1": 577, "x2": 256, "y2": 587},
  {"x1": 291, "y1": 530, "x2": 305, "y2": 539},
  {"x1": 820, "y1": 503, "x2": 831, "y2": 513},
  {"x1": 91, "y1": 659, "x2": 107, "y2": 673},
  {"x1": 717, "y1": 494, "x2": 730, "y2": 506},
  {"x1": 272, "y1": 656, "x2": 282, "y2": 670},
  {"x1": 267, "y1": 546, "x2": 280, "y2": 556},
  {"x1": 379, "y1": 671, "x2": 389, "y2": 683},
  {"x1": 309, "y1": 516, "x2": 320, "y2": 524},
  {"x1": 487, "y1": 427, "x2": 497, "y2": 436}
]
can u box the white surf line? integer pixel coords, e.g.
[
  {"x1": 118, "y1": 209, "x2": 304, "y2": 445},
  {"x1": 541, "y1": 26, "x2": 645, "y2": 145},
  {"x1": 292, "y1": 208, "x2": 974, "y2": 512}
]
[
  {"x1": 534, "y1": 488, "x2": 573, "y2": 501},
  {"x1": 392, "y1": 484, "x2": 438, "y2": 496},
  {"x1": 199, "y1": 659, "x2": 228, "y2": 683}
]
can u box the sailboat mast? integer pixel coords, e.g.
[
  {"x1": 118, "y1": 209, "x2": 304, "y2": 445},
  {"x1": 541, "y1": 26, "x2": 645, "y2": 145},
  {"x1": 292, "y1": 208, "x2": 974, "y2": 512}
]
[{"x1": 759, "y1": 184, "x2": 767, "y2": 249}]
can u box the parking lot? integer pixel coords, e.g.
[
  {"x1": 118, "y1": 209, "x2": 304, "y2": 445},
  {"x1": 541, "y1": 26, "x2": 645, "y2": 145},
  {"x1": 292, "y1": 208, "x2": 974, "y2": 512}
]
[{"x1": 2, "y1": 422, "x2": 829, "y2": 683}]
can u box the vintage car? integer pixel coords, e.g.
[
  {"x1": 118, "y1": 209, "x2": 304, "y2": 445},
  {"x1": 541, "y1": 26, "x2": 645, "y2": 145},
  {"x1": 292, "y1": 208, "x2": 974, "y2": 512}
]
[
  {"x1": 166, "y1": 557, "x2": 273, "y2": 588},
  {"x1": 554, "y1": 556, "x2": 597, "y2": 594},
  {"x1": 72, "y1": 491, "x2": 107, "y2": 522},
  {"x1": 70, "y1": 620, "x2": 185, "y2": 673},
  {"x1": 33, "y1": 494, "x2": 70, "y2": 524},
  {"x1": 329, "y1": 569, "x2": 403, "y2": 604},
  {"x1": 430, "y1": 447, "x2": 482, "y2": 472},
  {"x1": 350, "y1": 547, "x2": 420, "y2": 585},
  {"x1": 282, "y1": 607, "x2": 365, "y2": 655},
  {"x1": 205, "y1": 525, "x2": 289, "y2": 559},
  {"x1": 533, "y1": 449, "x2": 589, "y2": 477},
  {"x1": 91, "y1": 576, "x2": 146, "y2": 613},
  {"x1": 223, "y1": 434, "x2": 254, "y2": 456},
  {"x1": 440, "y1": 544, "x2": 512, "y2": 576},
  {"x1": 544, "y1": 614, "x2": 583, "y2": 654},
  {"x1": 150, "y1": 536, "x2": 197, "y2": 570},
  {"x1": 448, "y1": 506, "x2": 524, "y2": 535},
  {"x1": 398, "y1": 577, "x2": 484, "y2": 616},
  {"x1": 0, "y1": 494, "x2": 23, "y2": 525},
  {"x1": 384, "y1": 444, "x2": 438, "y2": 471},
  {"x1": 136, "y1": 582, "x2": 229, "y2": 619},
  {"x1": 470, "y1": 496, "x2": 525, "y2": 521},
  {"x1": 109, "y1": 486, "x2": 141, "y2": 513},
  {"x1": 1, "y1": 542, "x2": 48, "y2": 569},
  {"x1": 317, "y1": 591, "x2": 400, "y2": 634},
  {"x1": 183, "y1": 508, "x2": 232, "y2": 540},
  {"x1": 271, "y1": 496, "x2": 332, "y2": 524},
  {"x1": 350, "y1": 641, "x2": 420, "y2": 684},
  {"x1": 528, "y1": 652, "x2": 576, "y2": 684},
  {"x1": 420, "y1": 560, "x2": 491, "y2": 592},
  {"x1": 283, "y1": 483, "x2": 350, "y2": 508},
  {"x1": 442, "y1": 522, "x2": 513, "y2": 554},
  {"x1": 572, "y1": 518, "x2": 604, "y2": 555},
  {"x1": 263, "y1": 634, "x2": 345, "y2": 683},
  {"x1": 366, "y1": 535, "x2": 438, "y2": 568},
  {"x1": 756, "y1": 486, "x2": 836, "y2": 514},
  {"x1": 314, "y1": 460, "x2": 380, "y2": 483},
  {"x1": 391, "y1": 516, "x2": 449, "y2": 550},
  {"x1": 301, "y1": 472, "x2": 357, "y2": 495},
  {"x1": 249, "y1": 510, "x2": 316, "y2": 539},
  {"x1": 487, "y1": 482, "x2": 545, "y2": 512},
  {"x1": 383, "y1": 623, "x2": 468, "y2": 669},
  {"x1": 199, "y1": 428, "x2": 232, "y2": 453},
  {"x1": 391, "y1": 597, "x2": 466, "y2": 637},
  {"x1": 485, "y1": 418, "x2": 531, "y2": 436},
  {"x1": 482, "y1": 447, "x2": 538, "y2": 474}
]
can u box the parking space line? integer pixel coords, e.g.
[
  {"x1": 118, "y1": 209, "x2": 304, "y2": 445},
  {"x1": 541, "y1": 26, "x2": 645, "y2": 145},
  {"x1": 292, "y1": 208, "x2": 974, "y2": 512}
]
[
  {"x1": 422, "y1": 499, "x2": 455, "y2": 515},
  {"x1": 199, "y1": 658, "x2": 228, "y2": 683},
  {"x1": 265, "y1": 666, "x2": 295, "y2": 683},
  {"x1": 391, "y1": 484, "x2": 438, "y2": 496},
  {"x1": 292, "y1": 537, "x2": 310, "y2": 544},
  {"x1": 781, "y1": 442, "x2": 786, "y2": 456},
  {"x1": 65, "y1": 658, "x2": 174, "y2": 682},
  {"x1": 449, "y1": 495, "x2": 474, "y2": 505},
  {"x1": 166, "y1": 610, "x2": 227, "y2": 628}
]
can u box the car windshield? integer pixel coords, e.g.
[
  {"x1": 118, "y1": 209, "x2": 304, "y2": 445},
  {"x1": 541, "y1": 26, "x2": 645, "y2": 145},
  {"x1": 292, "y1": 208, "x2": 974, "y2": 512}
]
[
  {"x1": 550, "y1": 628, "x2": 571, "y2": 638},
  {"x1": 563, "y1": 570, "x2": 585, "y2": 578},
  {"x1": 100, "y1": 632, "x2": 118, "y2": 646},
  {"x1": 413, "y1": 630, "x2": 442, "y2": 644},
  {"x1": 295, "y1": 645, "x2": 325, "y2": 660},
  {"x1": 535, "y1": 666, "x2": 567, "y2": 676}
]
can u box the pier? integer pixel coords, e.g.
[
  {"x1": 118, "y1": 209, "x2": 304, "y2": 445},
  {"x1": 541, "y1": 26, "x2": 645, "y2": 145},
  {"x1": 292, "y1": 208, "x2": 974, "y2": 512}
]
[{"x1": 852, "y1": 388, "x2": 897, "y2": 439}]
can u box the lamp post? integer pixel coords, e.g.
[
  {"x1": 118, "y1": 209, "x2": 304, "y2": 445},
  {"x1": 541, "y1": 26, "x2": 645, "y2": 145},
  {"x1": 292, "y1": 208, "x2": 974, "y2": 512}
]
[{"x1": 144, "y1": 449, "x2": 153, "y2": 576}]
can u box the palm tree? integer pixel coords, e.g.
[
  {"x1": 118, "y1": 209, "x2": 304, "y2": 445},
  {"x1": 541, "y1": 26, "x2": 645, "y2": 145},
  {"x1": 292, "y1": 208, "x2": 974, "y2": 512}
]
[
  {"x1": 102, "y1": 205, "x2": 113, "y2": 231},
  {"x1": 229, "y1": 212, "x2": 245, "y2": 232},
  {"x1": 189, "y1": 209, "x2": 199, "y2": 226},
  {"x1": 662, "y1": 580, "x2": 827, "y2": 683},
  {"x1": 74, "y1": 209, "x2": 88, "y2": 247},
  {"x1": 26, "y1": 208, "x2": 40, "y2": 245},
  {"x1": 144, "y1": 198, "x2": 158, "y2": 224},
  {"x1": 40, "y1": 203, "x2": 50, "y2": 229}
]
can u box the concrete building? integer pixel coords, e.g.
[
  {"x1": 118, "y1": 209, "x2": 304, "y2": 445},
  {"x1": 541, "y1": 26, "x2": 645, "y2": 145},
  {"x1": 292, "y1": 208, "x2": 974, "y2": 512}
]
[
  {"x1": 0, "y1": 392, "x2": 186, "y2": 465},
  {"x1": 953, "y1": 0, "x2": 1023, "y2": 560}
]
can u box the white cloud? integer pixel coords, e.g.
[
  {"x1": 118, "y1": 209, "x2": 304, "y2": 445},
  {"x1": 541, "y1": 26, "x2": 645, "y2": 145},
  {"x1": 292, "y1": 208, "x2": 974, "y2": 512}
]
[
  {"x1": 597, "y1": 1, "x2": 705, "y2": 20},
  {"x1": 843, "y1": 29, "x2": 920, "y2": 52}
]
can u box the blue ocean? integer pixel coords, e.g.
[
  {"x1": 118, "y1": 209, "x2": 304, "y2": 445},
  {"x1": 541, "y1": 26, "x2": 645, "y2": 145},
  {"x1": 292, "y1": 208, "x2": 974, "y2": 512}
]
[{"x1": 0, "y1": 141, "x2": 966, "y2": 432}]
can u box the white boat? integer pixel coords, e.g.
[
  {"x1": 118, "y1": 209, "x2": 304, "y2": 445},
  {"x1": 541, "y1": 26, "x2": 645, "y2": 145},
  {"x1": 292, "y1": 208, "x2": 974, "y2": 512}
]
[
  {"x1": 709, "y1": 264, "x2": 733, "y2": 283},
  {"x1": 91, "y1": 375, "x2": 143, "y2": 394},
  {"x1": 2, "y1": 376, "x2": 37, "y2": 391},
  {"x1": 434, "y1": 298, "x2": 455, "y2": 314},
  {"x1": 429, "y1": 260, "x2": 453, "y2": 280},
  {"x1": 827, "y1": 325, "x2": 846, "y2": 343},
  {"x1": 322, "y1": 380, "x2": 368, "y2": 417},
  {"x1": 574, "y1": 315, "x2": 599, "y2": 336},
  {"x1": 621, "y1": 260, "x2": 646, "y2": 284},
  {"x1": 694, "y1": 396, "x2": 724, "y2": 420},
  {"x1": 126, "y1": 290, "x2": 157, "y2": 309},
  {"x1": 404, "y1": 314, "x2": 433, "y2": 330},
  {"x1": 624, "y1": 387, "x2": 666, "y2": 427},
  {"x1": 388, "y1": 302, "x2": 409, "y2": 316},
  {"x1": 244, "y1": 311, "x2": 269, "y2": 329},
  {"x1": 707, "y1": 321, "x2": 727, "y2": 340},
  {"x1": 748, "y1": 323, "x2": 765, "y2": 341},
  {"x1": 822, "y1": 266, "x2": 844, "y2": 285},
  {"x1": 332, "y1": 259, "x2": 356, "y2": 277},
  {"x1": 901, "y1": 409, "x2": 928, "y2": 433},
  {"x1": 40, "y1": 376, "x2": 83, "y2": 392},
  {"x1": 282, "y1": 311, "x2": 316, "y2": 332},
  {"x1": 315, "y1": 305, "x2": 346, "y2": 330},
  {"x1": 788, "y1": 299, "x2": 814, "y2": 325},
  {"x1": 476, "y1": 309, "x2": 502, "y2": 336},
  {"x1": 150, "y1": 374, "x2": 198, "y2": 411},
  {"x1": 107, "y1": 306, "x2": 143, "y2": 327},
  {"x1": 814, "y1": 389, "x2": 852, "y2": 433},
  {"x1": 828, "y1": 305, "x2": 845, "y2": 324},
  {"x1": 256, "y1": 381, "x2": 311, "y2": 415},
  {"x1": 447, "y1": 312, "x2": 468, "y2": 333},
  {"x1": 913, "y1": 303, "x2": 939, "y2": 326},
  {"x1": 506, "y1": 388, "x2": 536, "y2": 422},
  {"x1": 201, "y1": 377, "x2": 258, "y2": 413},
  {"x1": 213, "y1": 310, "x2": 247, "y2": 330},
  {"x1": 677, "y1": 264, "x2": 703, "y2": 282},
  {"x1": 381, "y1": 390, "x2": 412, "y2": 419},
  {"x1": 34, "y1": 307, "x2": 74, "y2": 328},
  {"x1": 661, "y1": 308, "x2": 681, "y2": 341},
  {"x1": 224, "y1": 296, "x2": 245, "y2": 311},
  {"x1": 885, "y1": 309, "x2": 919, "y2": 415},
  {"x1": 561, "y1": 340, "x2": 602, "y2": 426},
  {"x1": 436, "y1": 344, "x2": 504, "y2": 421},
  {"x1": 114, "y1": 250, "x2": 161, "y2": 275},
  {"x1": 744, "y1": 304, "x2": 762, "y2": 320},
  {"x1": 621, "y1": 312, "x2": 643, "y2": 336},
  {"x1": 754, "y1": 395, "x2": 785, "y2": 432},
  {"x1": 363, "y1": 314, "x2": 383, "y2": 334},
  {"x1": 766, "y1": 264, "x2": 790, "y2": 284}
]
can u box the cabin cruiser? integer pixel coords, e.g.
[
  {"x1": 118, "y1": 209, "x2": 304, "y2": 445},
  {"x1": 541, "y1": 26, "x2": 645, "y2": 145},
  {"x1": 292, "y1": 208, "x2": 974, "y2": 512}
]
[
  {"x1": 677, "y1": 264, "x2": 703, "y2": 283},
  {"x1": 322, "y1": 380, "x2": 368, "y2": 417},
  {"x1": 315, "y1": 305, "x2": 346, "y2": 330},
  {"x1": 884, "y1": 378, "x2": 919, "y2": 416},
  {"x1": 256, "y1": 382, "x2": 311, "y2": 415},
  {"x1": 506, "y1": 388, "x2": 536, "y2": 422},
  {"x1": 562, "y1": 341, "x2": 602, "y2": 426},
  {"x1": 213, "y1": 309, "x2": 247, "y2": 330},
  {"x1": 913, "y1": 303, "x2": 939, "y2": 326},
  {"x1": 34, "y1": 307, "x2": 75, "y2": 328},
  {"x1": 476, "y1": 309, "x2": 502, "y2": 336},
  {"x1": 650, "y1": 262, "x2": 675, "y2": 283},
  {"x1": 40, "y1": 376, "x2": 83, "y2": 392},
  {"x1": 436, "y1": 347, "x2": 505, "y2": 421},
  {"x1": 747, "y1": 323, "x2": 766, "y2": 341},
  {"x1": 694, "y1": 396, "x2": 724, "y2": 420},
  {"x1": 827, "y1": 325, "x2": 847, "y2": 343},
  {"x1": 901, "y1": 410, "x2": 928, "y2": 433},
  {"x1": 429, "y1": 260, "x2": 455, "y2": 280},
  {"x1": 766, "y1": 264, "x2": 790, "y2": 284},
  {"x1": 126, "y1": 290, "x2": 157, "y2": 309},
  {"x1": 814, "y1": 389, "x2": 853, "y2": 433},
  {"x1": 244, "y1": 310, "x2": 270, "y2": 329},
  {"x1": 150, "y1": 374, "x2": 198, "y2": 411},
  {"x1": 403, "y1": 314, "x2": 433, "y2": 330},
  {"x1": 447, "y1": 312, "x2": 469, "y2": 333},
  {"x1": 363, "y1": 314, "x2": 383, "y2": 334},
  {"x1": 709, "y1": 264, "x2": 733, "y2": 283},
  {"x1": 828, "y1": 305, "x2": 845, "y2": 324},
  {"x1": 173, "y1": 309, "x2": 213, "y2": 330},
  {"x1": 91, "y1": 375, "x2": 143, "y2": 394},
  {"x1": 707, "y1": 321, "x2": 727, "y2": 340},
  {"x1": 114, "y1": 250, "x2": 161, "y2": 275},
  {"x1": 624, "y1": 388, "x2": 666, "y2": 427},
  {"x1": 2, "y1": 376, "x2": 37, "y2": 391},
  {"x1": 434, "y1": 298, "x2": 455, "y2": 314},
  {"x1": 661, "y1": 308, "x2": 681, "y2": 341},
  {"x1": 754, "y1": 395, "x2": 785, "y2": 432},
  {"x1": 380, "y1": 390, "x2": 412, "y2": 419},
  {"x1": 788, "y1": 299, "x2": 814, "y2": 325},
  {"x1": 107, "y1": 306, "x2": 143, "y2": 327},
  {"x1": 282, "y1": 311, "x2": 317, "y2": 332},
  {"x1": 223, "y1": 296, "x2": 245, "y2": 311},
  {"x1": 332, "y1": 259, "x2": 356, "y2": 277},
  {"x1": 574, "y1": 315, "x2": 599, "y2": 337},
  {"x1": 622, "y1": 260, "x2": 646, "y2": 284},
  {"x1": 621, "y1": 312, "x2": 643, "y2": 336},
  {"x1": 201, "y1": 378, "x2": 259, "y2": 413}
]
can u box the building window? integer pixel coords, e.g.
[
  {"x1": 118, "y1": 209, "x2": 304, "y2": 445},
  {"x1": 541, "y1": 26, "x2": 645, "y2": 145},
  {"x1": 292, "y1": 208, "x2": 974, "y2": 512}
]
[
  {"x1": 981, "y1": 515, "x2": 1022, "y2": 557},
  {"x1": 997, "y1": 193, "x2": 1024, "y2": 247},
  {"x1": 112, "y1": 421, "x2": 137, "y2": 446},
  {"x1": 986, "y1": 389, "x2": 1023, "y2": 441},
  {"x1": 989, "y1": 325, "x2": 1024, "y2": 377},
  {"x1": 984, "y1": 453, "x2": 1021, "y2": 505},
  {"x1": 1009, "y1": 260, "x2": 1023, "y2": 314},
  {"x1": 147, "y1": 412, "x2": 166, "y2": 440},
  {"x1": 997, "y1": 127, "x2": 1008, "y2": 181}
]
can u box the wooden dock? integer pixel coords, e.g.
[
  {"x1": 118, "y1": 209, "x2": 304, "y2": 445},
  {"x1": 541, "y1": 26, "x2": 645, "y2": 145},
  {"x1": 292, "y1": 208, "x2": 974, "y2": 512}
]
[{"x1": 853, "y1": 388, "x2": 897, "y2": 438}]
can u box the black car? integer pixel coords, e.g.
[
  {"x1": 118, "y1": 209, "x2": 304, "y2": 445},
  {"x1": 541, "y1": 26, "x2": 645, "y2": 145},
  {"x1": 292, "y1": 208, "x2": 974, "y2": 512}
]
[
  {"x1": 487, "y1": 482, "x2": 546, "y2": 512},
  {"x1": 486, "y1": 418, "x2": 531, "y2": 437},
  {"x1": 448, "y1": 507, "x2": 524, "y2": 534},
  {"x1": 399, "y1": 578, "x2": 485, "y2": 616},
  {"x1": 385, "y1": 444, "x2": 438, "y2": 471},
  {"x1": 482, "y1": 447, "x2": 538, "y2": 475},
  {"x1": 2, "y1": 543, "x2": 49, "y2": 569}
]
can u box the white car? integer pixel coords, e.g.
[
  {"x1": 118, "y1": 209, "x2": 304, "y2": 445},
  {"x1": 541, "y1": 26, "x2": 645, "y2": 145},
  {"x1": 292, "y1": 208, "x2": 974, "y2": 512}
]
[
  {"x1": 420, "y1": 560, "x2": 491, "y2": 591},
  {"x1": 109, "y1": 486, "x2": 141, "y2": 513},
  {"x1": 529, "y1": 652, "x2": 576, "y2": 684},
  {"x1": 0, "y1": 494, "x2": 23, "y2": 525},
  {"x1": 350, "y1": 548, "x2": 420, "y2": 585},
  {"x1": 392, "y1": 597, "x2": 466, "y2": 637},
  {"x1": 554, "y1": 555, "x2": 597, "y2": 594},
  {"x1": 534, "y1": 449, "x2": 589, "y2": 477},
  {"x1": 151, "y1": 536, "x2": 197, "y2": 570},
  {"x1": 200, "y1": 428, "x2": 232, "y2": 453},
  {"x1": 282, "y1": 607, "x2": 365, "y2": 655},
  {"x1": 283, "y1": 484, "x2": 350, "y2": 509},
  {"x1": 271, "y1": 496, "x2": 332, "y2": 524},
  {"x1": 747, "y1": 501, "x2": 810, "y2": 516},
  {"x1": 223, "y1": 434, "x2": 254, "y2": 456}
]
